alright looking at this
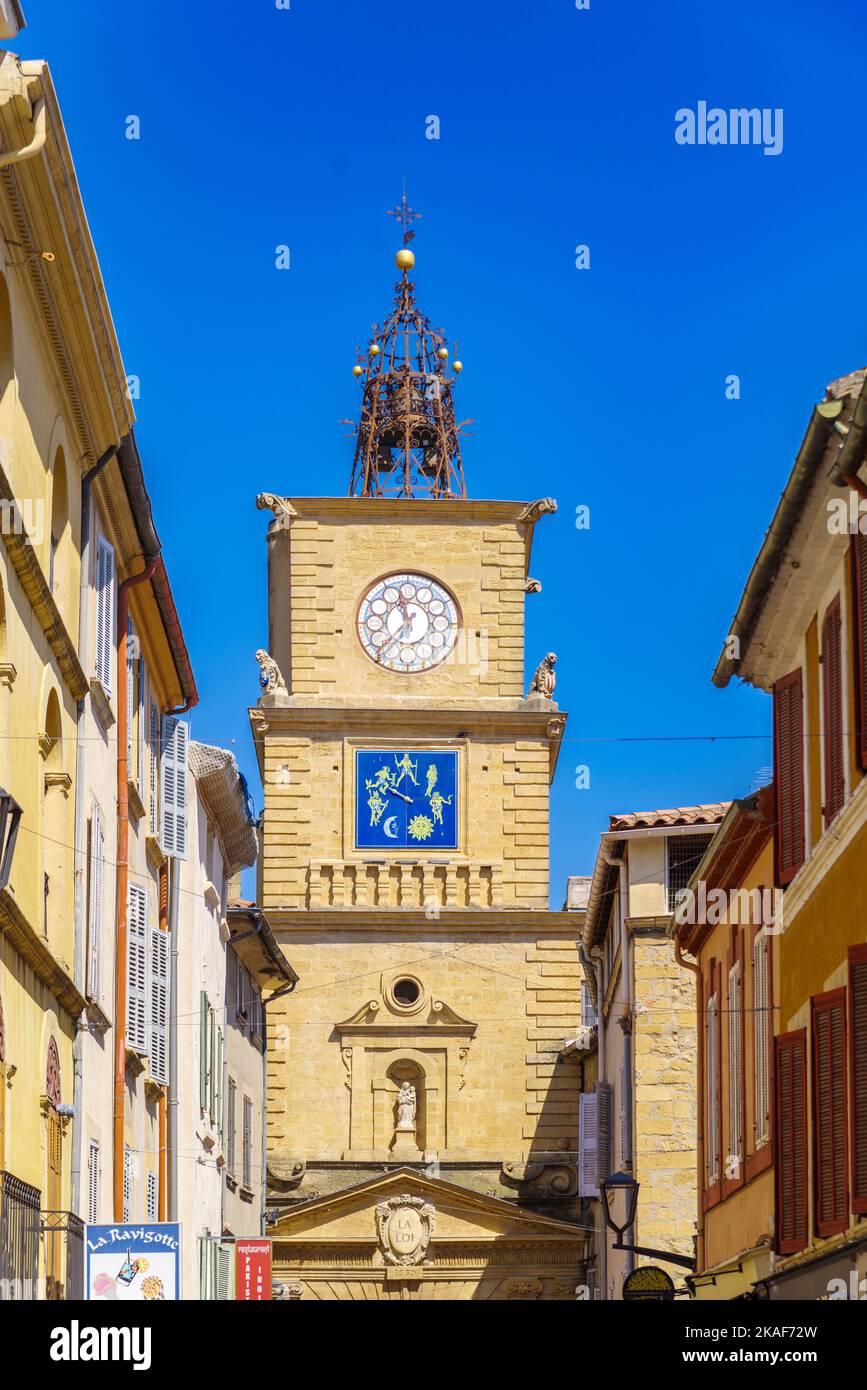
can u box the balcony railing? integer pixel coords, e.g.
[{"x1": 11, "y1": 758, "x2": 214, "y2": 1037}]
[
  {"x1": 41, "y1": 1210, "x2": 84, "y2": 1301},
  {"x1": 0, "y1": 1172, "x2": 40, "y2": 1301}
]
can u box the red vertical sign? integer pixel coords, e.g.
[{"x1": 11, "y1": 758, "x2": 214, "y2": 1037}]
[{"x1": 235, "y1": 1239, "x2": 272, "y2": 1301}]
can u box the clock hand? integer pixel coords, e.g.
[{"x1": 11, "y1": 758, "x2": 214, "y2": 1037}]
[{"x1": 387, "y1": 787, "x2": 413, "y2": 803}]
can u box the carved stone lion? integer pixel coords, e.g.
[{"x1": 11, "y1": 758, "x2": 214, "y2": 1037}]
[
  {"x1": 255, "y1": 649, "x2": 286, "y2": 693},
  {"x1": 528, "y1": 651, "x2": 557, "y2": 699}
]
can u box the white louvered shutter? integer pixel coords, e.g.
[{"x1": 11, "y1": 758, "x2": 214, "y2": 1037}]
[
  {"x1": 149, "y1": 700, "x2": 159, "y2": 835},
  {"x1": 217, "y1": 1244, "x2": 232, "y2": 1301},
  {"x1": 94, "y1": 536, "x2": 114, "y2": 694},
  {"x1": 126, "y1": 616, "x2": 135, "y2": 771},
  {"x1": 127, "y1": 883, "x2": 149, "y2": 1052},
  {"x1": 149, "y1": 926, "x2": 170, "y2": 1085},
  {"x1": 122, "y1": 1146, "x2": 133, "y2": 1222},
  {"x1": 160, "y1": 716, "x2": 189, "y2": 859},
  {"x1": 579, "y1": 1091, "x2": 599, "y2": 1197},
  {"x1": 87, "y1": 805, "x2": 104, "y2": 1001},
  {"x1": 87, "y1": 1141, "x2": 101, "y2": 1225},
  {"x1": 138, "y1": 661, "x2": 146, "y2": 792},
  {"x1": 754, "y1": 933, "x2": 770, "y2": 1144},
  {"x1": 146, "y1": 1171, "x2": 157, "y2": 1221}
]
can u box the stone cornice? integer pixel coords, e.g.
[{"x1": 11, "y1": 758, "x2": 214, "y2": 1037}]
[
  {"x1": 0, "y1": 456, "x2": 88, "y2": 700},
  {"x1": 0, "y1": 886, "x2": 85, "y2": 1017},
  {"x1": 249, "y1": 703, "x2": 567, "y2": 780},
  {"x1": 265, "y1": 907, "x2": 581, "y2": 935}
]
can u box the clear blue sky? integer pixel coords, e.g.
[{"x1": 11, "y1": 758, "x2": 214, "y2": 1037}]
[{"x1": 17, "y1": 0, "x2": 867, "y2": 900}]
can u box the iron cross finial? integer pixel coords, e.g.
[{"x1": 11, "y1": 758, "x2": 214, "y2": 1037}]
[{"x1": 387, "y1": 188, "x2": 422, "y2": 245}]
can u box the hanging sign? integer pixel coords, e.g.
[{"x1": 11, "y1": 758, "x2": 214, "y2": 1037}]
[
  {"x1": 236, "y1": 1238, "x2": 272, "y2": 1301},
  {"x1": 622, "y1": 1264, "x2": 676, "y2": 1301},
  {"x1": 86, "y1": 1223, "x2": 181, "y2": 1301}
]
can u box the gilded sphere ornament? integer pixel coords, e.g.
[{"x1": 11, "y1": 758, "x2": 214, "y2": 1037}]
[
  {"x1": 453, "y1": 360, "x2": 463, "y2": 374},
  {"x1": 437, "y1": 346, "x2": 449, "y2": 361},
  {"x1": 395, "y1": 248, "x2": 415, "y2": 271},
  {"x1": 369, "y1": 342, "x2": 381, "y2": 356},
  {"x1": 353, "y1": 364, "x2": 363, "y2": 377}
]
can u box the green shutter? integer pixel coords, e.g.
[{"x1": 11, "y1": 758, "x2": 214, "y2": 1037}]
[{"x1": 199, "y1": 990, "x2": 207, "y2": 1109}]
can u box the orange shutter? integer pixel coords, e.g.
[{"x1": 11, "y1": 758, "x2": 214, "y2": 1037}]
[
  {"x1": 775, "y1": 1029, "x2": 807, "y2": 1253},
  {"x1": 812, "y1": 989, "x2": 849, "y2": 1237},
  {"x1": 821, "y1": 598, "x2": 844, "y2": 826},
  {"x1": 773, "y1": 669, "x2": 805, "y2": 885},
  {"x1": 849, "y1": 946, "x2": 867, "y2": 1215},
  {"x1": 852, "y1": 535, "x2": 867, "y2": 771}
]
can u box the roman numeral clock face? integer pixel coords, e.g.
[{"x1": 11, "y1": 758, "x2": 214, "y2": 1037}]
[{"x1": 357, "y1": 573, "x2": 459, "y2": 673}]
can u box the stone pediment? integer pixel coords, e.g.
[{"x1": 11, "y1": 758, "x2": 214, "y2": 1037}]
[
  {"x1": 268, "y1": 1167, "x2": 586, "y2": 1248},
  {"x1": 336, "y1": 991, "x2": 476, "y2": 1039}
]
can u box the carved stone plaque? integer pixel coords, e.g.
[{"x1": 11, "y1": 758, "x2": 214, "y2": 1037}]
[{"x1": 375, "y1": 1194, "x2": 435, "y2": 1266}]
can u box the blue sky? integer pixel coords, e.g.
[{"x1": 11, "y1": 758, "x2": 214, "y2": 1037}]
[{"x1": 17, "y1": 0, "x2": 867, "y2": 899}]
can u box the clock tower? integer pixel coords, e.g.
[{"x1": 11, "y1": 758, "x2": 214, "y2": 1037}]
[{"x1": 251, "y1": 210, "x2": 589, "y2": 1301}]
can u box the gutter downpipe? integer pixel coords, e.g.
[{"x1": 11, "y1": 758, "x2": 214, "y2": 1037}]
[
  {"x1": 675, "y1": 937, "x2": 704, "y2": 1278},
  {"x1": 605, "y1": 850, "x2": 635, "y2": 1282},
  {"x1": 71, "y1": 444, "x2": 118, "y2": 1219},
  {"x1": 112, "y1": 556, "x2": 158, "y2": 1219},
  {"x1": 578, "y1": 938, "x2": 606, "y2": 1300},
  {"x1": 0, "y1": 95, "x2": 46, "y2": 170},
  {"x1": 158, "y1": 862, "x2": 168, "y2": 1221}
]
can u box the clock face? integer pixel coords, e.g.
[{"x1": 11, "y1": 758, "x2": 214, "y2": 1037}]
[
  {"x1": 355, "y1": 748, "x2": 459, "y2": 849},
  {"x1": 357, "y1": 572, "x2": 459, "y2": 673}
]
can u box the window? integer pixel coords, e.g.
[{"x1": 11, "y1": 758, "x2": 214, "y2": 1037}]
[
  {"x1": 149, "y1": 927, "x2": 169, "y2": 1085},
  {"x1": 821, "y1": 598, "x2": 845, "y2": 826},
  {"x1": 666, "y1": 835, "x2": 710, "y2": 912},
  {"x1": 727, "y1": 960, "x2": 743, "y2": 1170},
  {"x1": 852, "y1": 533, "x2": 867, "y2": 771},
  {"x1": 94, "y1": 535, "x2": 114, "y2": 695},
  {"x1": 773, "y1": 668, "x2": 805, "y2": 885},
  {"x1": 160, "y1": 716, "x2": 189, "y2": 859},
  {"x1": 146, "y1": 1171, "x2": 157, "y2": 1221},
  {"x1": 242, "y1": 1097, "x2": 253, "y2": 1189},
  {"x1": 148, "y1": 701, "x2": 160, "y2": 836},
  {"x1": 581, "y1": 981, "x2": 597, "y2": 1030},
  {"x1": 227, "y1": 1078, "x2": 236, "y2": 1175},
  {"x1": 579, "y1": 1092, "x2": 599, "y2": 1197},
  {"x1": 775, "y1": 1029, "x2": 807, "y2": 1253},
  {"x1": 707, "y1": 993, "x2": 720, "y2": 1185},
  {"x1": 122, "y1": 1146, "x2": 133, "y2": 1223},
  {"x1": 86, "y1": 804, "x2": 104, "y2": 1002},
  {"x1": 199, "y1": 992, "x2": 221, "y2": 1125},
  {"x1": 812, "y1": 988, "x2": 848, "y2": 1236},
  {"x1": 850, "y1": 945, "x2": 867, "y2": 1214},
  {"x1": 126, "y1": 884, "x2": 149, "y2": 1052},
  {"x1": 753, "y1": 932, "x2": 771, "y2": 1146},
  {"x1": 87, "y1": 1141, "x2": 101, "y2": 1225}
]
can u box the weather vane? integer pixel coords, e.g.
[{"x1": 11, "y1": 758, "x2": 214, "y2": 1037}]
[{"x1": 387, "y1": 188, "x2": 422, "y2": 245}]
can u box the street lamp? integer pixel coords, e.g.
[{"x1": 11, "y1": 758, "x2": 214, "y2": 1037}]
[
  {"x1": 599, "y1": 1167, "x2": 696, "y2": 1272},
  {"x1": 600, "y1": 1170, "x2": 640, "y2": 1241},
  {"x1": 0, "y1": 788, "x2": 22, "y2": 891}
]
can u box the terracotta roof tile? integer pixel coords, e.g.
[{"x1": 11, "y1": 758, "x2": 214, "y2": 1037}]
[{"x1": 608, "y1": 802, "x2": 731, "y2": 832}]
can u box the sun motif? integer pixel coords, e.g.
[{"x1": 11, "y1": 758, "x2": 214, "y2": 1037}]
[{"x1": 408, "y1": 814, "x2": 434, "y2": 842}]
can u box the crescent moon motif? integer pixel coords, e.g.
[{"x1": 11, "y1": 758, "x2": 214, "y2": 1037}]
[{"x1": 383, "y1": 816, "x2": 399, "y2": 840}]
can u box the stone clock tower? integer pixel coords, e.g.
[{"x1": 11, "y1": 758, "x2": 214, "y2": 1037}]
[{"x1": 251, "y1": 212, "x2": 588, "y2": 1301}]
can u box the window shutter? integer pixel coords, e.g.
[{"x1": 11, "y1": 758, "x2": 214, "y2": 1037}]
[
  {"x1": 122, "y1": 1146, "x2": 133, "y2": 1223},
  {"x1": 227, "y1": 1078, "x2": 236, "y2": 1174},
  {"x1": 87, "y1": 1140, "x2": 101, "y2": 1226},
  {"x1": 773, "y1": 668, "x2": 805, "y2": 885},
  {"x1": 94, "y1": 536, "x2": 114, "y2": 694},
  {"x1": 595, "y1": 1081, "x2": 613, "y2": 1189},
  {"x1": 753, "y1": 933, "x2": 770, "y2": 1145},
  {"x1": 217, "y1": 1244, "x2": 233, "y2": 1301},
  {"x1": 243, "y1": 1097, "x2": 253, "y2": 1188},
  {"x1": 87, "y1": 804, "x2": 104, "y2": 1001},
  {"x1": 821, "y1": 598, "x2": 845, "y2": 826},
  {"x1": 149, "y1": 700, "x2": 159, "y2": 835},
  {"x1": 852, "y1": 534, "x2": 867, "y2": 771},
  {"x1": 146, "y1": 1171, "x2": 157, "y2": 1221},
  {"x1": 149, "y1": 927, "x2": 170, "y2": 1085},
  {"x1": 215, "y1": 1028, "x2": 223, "y2": 1133},
  {"x1": 199, "y1": 990, "x2": 208, "y2": 1110},
  {"x1": 579, "y1": 1092, "x2": 599, "y2": 1197},
  {"x1": 126, "y1": 884, "x2": 149, "y2": 1052},
  {"x1": 209, "y1": 1005, "x2": 217, "y2": 1123},
  {"x1": 707, "y1": 992, "x2": 719, "y2": 1185},
  {"x1": 728, "y1": 960, "x2": 743, "y2": 1166},
  {"x1": 775, "y1": 1029, "x2": 807, "y2": 1253},
  {"x1": 160, "y1": 716, "x2": 189, "y2": 859},
  {"x1": 138, "y1": 661, "x2": 146, "y2": 793},
  {"x1": 126, "y1": 616, "x2": 135, "y2": 773},
  {"x1": 850, "y1": 946, "x2": 867, "y2": 1214},
  {"x1": 812, "y1": 989, "x2": 849, "y2": 1236},
  {"x1": 618, "y1": 1061, "x2": 627, "y2": 1165}
]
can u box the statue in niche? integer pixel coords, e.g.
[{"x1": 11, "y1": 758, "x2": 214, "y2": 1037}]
[{"x1": 396, "y1": 1081, "x2": 416, "y2": 1131}]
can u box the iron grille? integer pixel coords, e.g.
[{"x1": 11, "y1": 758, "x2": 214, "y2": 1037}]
[
  {"x1": 666, "y1": 833, "x2": 712, "y2": 911},
  {"x1": 0, "y1": 1172, "x2": 40, "y2": 1300},
  {"x1": 41, "y1": 1210, "x2": 85, "y2": 1301}
]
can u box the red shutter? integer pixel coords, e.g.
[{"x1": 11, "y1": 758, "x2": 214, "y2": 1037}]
[
  {"x1": 773, "y1": 669, "x2": 805, "y2": 885},
  {"x1": 849, "y1": 945, "x2": 867, "y2": 1214},
  {"x1": 775, "y1": 1029, "x2": 807, "y2": 1253},
  {"x1": 852, "y1": 535, "x2": 867, "y2": 771},
  {"x1": 812, "y1": 988, "x2": 849, "y2": 1237},
  {"x1": 821, "y1": 598, "x2": 844, "y2": 826}
]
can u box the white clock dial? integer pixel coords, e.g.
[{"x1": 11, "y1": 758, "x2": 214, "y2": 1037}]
[{"x1": 357, "y1": 572, "x2": 459, "y2": 673}]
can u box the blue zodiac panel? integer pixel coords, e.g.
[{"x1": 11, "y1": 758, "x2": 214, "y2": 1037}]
[{"x1": 355, "y1": 748, "x2": 458, "y2": 850}]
